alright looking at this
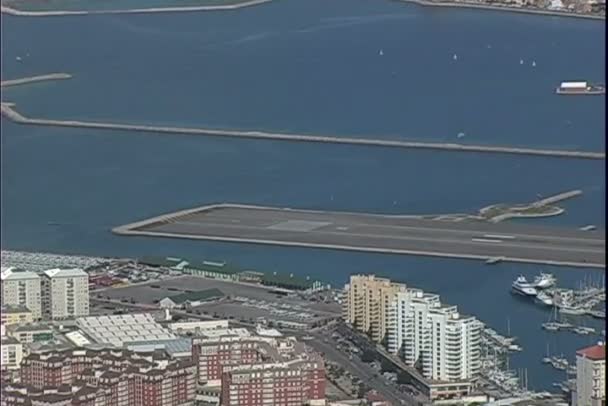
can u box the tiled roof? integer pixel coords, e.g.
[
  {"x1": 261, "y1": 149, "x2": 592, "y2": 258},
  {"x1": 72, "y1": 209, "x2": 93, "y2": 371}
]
[{"x1": 577, "y1": 343, "x2": 606, "y2": 360}]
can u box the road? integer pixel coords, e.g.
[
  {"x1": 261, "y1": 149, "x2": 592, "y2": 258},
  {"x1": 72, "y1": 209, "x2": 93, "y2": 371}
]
[
  {"x1": 305, "y1": 332, "x2": 416, "y2": 405},
  {"x1": 115, "y1": 204, "x2": 606, "y2": 268}
]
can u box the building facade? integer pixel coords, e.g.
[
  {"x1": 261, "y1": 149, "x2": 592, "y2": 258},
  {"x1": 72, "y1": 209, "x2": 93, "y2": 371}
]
[
  {"x1": 0, "y1": 305, "x2": 33, "y2": 326},
  {"x1": 1, "y1": 268, "x2": 42, "y2": 320},
  {"x1": 575, "y1": 343, "x2": 606, "y2": 406},
  {"x1": 41, "y1": 268, "x2": 90, "y2": 320},
  {"x1": 220, "y1": 358, "x2": 326, "y2": 406},
  {"x1": 387, "y1": 288, "x2": 482, "y2": 381},
  {"x1": 342, "y1": 275, "x2": 407, "y2": 343},
  {"x1": 18, "y1": 348, "x2": 196, "y2": 406},
  {"x1": 1, "y1": 336, "x2": 23, "y2": 371}
]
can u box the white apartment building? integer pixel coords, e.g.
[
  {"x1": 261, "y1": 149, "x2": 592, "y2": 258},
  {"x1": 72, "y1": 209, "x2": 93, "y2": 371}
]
[
  {"x1": 41, "y1": 268, "x2": 89, "y2": 320},
  {"x1": 387, "y1": 288, "x2": 482, "y2": 382},
  {"x1": 1, "y1": 325, "x2": 24, "y2": 370},
  {"x1": 575, "y1": 343, "x2": 605, "y2": 406},
  {"x1": 1, "y1": 267, "x2": 42, "y2": 320}
]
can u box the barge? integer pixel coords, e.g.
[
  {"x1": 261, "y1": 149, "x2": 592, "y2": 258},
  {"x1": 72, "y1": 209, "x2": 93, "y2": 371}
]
[{"x1": 556, "y1": 81, "x2": 605, "y2": 95}]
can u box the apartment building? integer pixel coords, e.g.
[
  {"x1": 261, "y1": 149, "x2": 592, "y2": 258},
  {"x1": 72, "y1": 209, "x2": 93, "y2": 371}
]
[
  {"x1": 387, "y1": 288, "x2": 482, "y2": 381},
  {"x1": 220, "y1": 357, "x2": 326, "y2": 406},
  {"x1": 18, "y1": 348, "x2": 196, "y2": 406},
  {"x1": 1, "y1": 268, "x2": 42, "y2": 320},
  {"x1": 0, "y1": 305, "x2": 33, "y2": 326},
  {"x1": 1, "y1": 336, "x2": 23, "y2": 371},
  {"x1": 342, "y1": 275, "x2": 407, "y2": 343},
  {"x1": 41, "y1": 268, "x2": 89, "y2": 320},
  {"x1": 575, "y1": 343, "x2": 606, "y2": 406}
]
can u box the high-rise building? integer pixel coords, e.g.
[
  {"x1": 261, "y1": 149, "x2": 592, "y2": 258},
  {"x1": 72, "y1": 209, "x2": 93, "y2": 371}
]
[
  {"x1": 387, "y1": 288, "x2": 482, "y2": 381},
  {"x1": 342, "y1": 275, "x2": 407, "y2": 343},
  {"x1": 575, "y1": 342, "x2": 606, "y2": 406},
  {"x1": 41, "y1": 268, "x2": 89, "y2": 320},
  {"x1": 1, "y1": 268, "x2": 41, "y2": 320}
]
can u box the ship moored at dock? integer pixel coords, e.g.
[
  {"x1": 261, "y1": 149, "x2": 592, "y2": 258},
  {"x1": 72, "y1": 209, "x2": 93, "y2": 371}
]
[{"x1": 556, "y1": 81, "x2": 605, "y2": 95}]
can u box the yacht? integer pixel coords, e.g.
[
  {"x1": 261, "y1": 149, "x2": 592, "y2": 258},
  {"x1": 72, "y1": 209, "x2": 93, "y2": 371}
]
[
  {"x1": 512, "y1": 275, "x2": 538, "y2": 296},
  {"x1": 536, "y1": 291, "x2": 554, "y2": 306},
  {"x1": 559, "y1": 304, "x2": 587, "y2": 315},
  {"x1": 533, "y1": 272, "x2": 556, "y2": 289}
]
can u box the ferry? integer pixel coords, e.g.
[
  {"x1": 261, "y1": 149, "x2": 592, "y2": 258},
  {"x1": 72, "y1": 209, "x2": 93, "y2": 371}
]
[
  {"x1": 533, "y1": 272, "x2": 556, "y2": 289},
  {"x1": 512, "y1": 275, "x2": 538, "y2": 297},
  {"x1": 556, "y1": 81, "x2": 605, "y2": 95}
]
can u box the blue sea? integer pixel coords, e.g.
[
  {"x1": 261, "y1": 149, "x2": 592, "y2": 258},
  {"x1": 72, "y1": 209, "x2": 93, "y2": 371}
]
[{"x1": 1, "y1": 0, "x2": 605, "y2": 392}]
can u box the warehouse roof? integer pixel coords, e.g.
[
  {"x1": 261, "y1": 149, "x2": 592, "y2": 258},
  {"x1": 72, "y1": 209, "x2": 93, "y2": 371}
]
[{"x1": 167, "y1": 288, "x2": 224, "y2": 305}]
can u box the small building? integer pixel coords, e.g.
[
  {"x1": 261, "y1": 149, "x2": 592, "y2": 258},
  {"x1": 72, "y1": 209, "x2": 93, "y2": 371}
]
[
  {"x1": 159, "y1": 288, "x2": 224, "y2": 309},
  {"x1": 1, "y1": 336, "x2": 23, "y2": 370},
  {"x1": 184, "y1": 261, "x2": 240, "y2": 281},
  {"x1": 0, "y1": 304, "x2": 33, "y2": 326},
  {"x1": 6, "y1": 323, "x2": 54, "y2": 344}
]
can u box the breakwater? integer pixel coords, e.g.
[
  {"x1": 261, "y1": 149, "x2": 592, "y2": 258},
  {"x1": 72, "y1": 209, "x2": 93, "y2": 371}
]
[
  {"x1": 0, "y1": 0, "x2": 272, "y2": 16},
  {"x1": 1, "y1": 73, "x2": 72, "y2": 88},
  {"x1": 1, "y1": 103, "x2": 604, "y2": 160}
]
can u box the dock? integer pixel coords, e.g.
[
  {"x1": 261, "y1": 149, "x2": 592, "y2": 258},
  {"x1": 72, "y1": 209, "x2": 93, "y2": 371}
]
[
  {"x1": 1, "y1": 102, "x2": 605, "y2": 160},
  {"x1": 113, "y1": 203, "x2": 606, "y2": 268}
]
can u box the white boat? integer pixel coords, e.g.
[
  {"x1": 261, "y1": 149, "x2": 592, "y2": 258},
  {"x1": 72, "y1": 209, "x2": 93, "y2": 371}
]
[
  {"x1": 536, "y1": 291, "x2": 554, "y2": 306},
  {"x1": 559, "y1": 305, "x2": 587, "y2": 315},
  {"x1": 532, "y1": 61, "x2": 537, "y2": 67},
  {"x1": 572, "y1": 326, "x2": 595, "y2": 335},
  {"x1": 520, "y1": 59, "x2": 524, "y2": 65},
  {"x1": 453, "y1": 54, "x2": 458, "y2": 61},
  {"x1": 542, "y1": 322, "x2": 560, "y2": 331},
  {"x1": 533, "y1": 272, "x2": 556, "y2": 289},
  {"x1": 15, "y1": 56, "x2": 22, "y2": 61},
  {"x1": 512, "y1": 275, "x2": 538, "y2": 296},
  {"x1": 379, "y1": 50, "x2": 384, "y2": 56}
]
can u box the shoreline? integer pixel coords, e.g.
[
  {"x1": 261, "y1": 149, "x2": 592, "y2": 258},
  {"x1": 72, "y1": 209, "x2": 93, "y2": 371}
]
[
  {"x1": 0, "y1": 0, "x2": 273, "y2": 16},
  {"x1": 1, "y1": 0, "x2": 603, "y2": 19},
  {"x1": 397, "y1": 0, "x2": 605, "y2": 20}
]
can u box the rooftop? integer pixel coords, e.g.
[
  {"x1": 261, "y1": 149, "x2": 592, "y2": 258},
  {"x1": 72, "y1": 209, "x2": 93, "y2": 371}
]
[
  {"x1": 44, "y1": 268, "x2": 87, "y2": 278},
  {"x1": 577, "y1": 343, "x2": 606, "y2": 360},
  {"x1": 76, "y1": 314, "x2": 176, "y2": 347},
  {"x1": 1, "y1": 267, "x2": 39, "y2": 281},
  {"x1": 1, "y1": 304, "x2": 31, "y2": 314}
]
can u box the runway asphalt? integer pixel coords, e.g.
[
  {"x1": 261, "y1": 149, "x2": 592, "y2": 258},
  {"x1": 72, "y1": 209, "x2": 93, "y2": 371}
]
[{"x1": 122, "y1": 205, "x2": 606, "y2": 268}]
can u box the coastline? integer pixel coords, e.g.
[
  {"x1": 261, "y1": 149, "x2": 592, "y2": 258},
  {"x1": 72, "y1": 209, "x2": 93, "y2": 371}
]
[
  {"x1": 0, "y1": 0, "x2": 273, "y2": 16},
  {"x1": 396, "y1": 0, "x2": 606, "y2": 20}
]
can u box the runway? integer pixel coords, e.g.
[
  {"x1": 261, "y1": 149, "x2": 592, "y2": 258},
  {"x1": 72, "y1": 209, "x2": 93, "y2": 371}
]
[{"x1": 113, "y1": 204, "x2": 606, "y2": 268}]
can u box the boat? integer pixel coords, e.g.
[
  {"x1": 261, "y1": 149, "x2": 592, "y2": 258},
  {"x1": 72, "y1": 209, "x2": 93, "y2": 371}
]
[
  {"x1": 556, "y1": 81, "x2": 605, "y2": 95},
  {"x1": 532, "y1": 61, "x2": 536, "y2": 67},
  {"x1": 572, "y1": 326, "x2": 595, "y2": 335},
  {"x1": 453, "y1": 54, "x2": 458, "y2": 61},
  {"x1": 379, "y1": 50, "x2": 384, "y2": 56},
  {"x1": 536, "y1": 291, "x2": 554, "y2": 306},
  {"x1": 512, "y1": 275, "x2": 538, "y2": 296},
  {"x1": 15, "y1": 56, "x2": 22, "y2": 61},
  {"x1": 542, "y1": 322, "x2": 560, "y2": 331},
  {"x1": 533, "y1": 272, "x2": 556, "y2": 289},
  {"x1": 520, "y1": 59, "x2": 524, "y2": 65},
  {"x1": 559, "y1": 305, "x2": 587, "y2": 315},
  {"x1": 587, "y1": 309, "x2": 605, "y2": 319}
]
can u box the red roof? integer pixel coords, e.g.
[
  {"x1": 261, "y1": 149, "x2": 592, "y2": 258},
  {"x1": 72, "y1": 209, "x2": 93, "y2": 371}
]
[{"x1": 577, "y1": 344, "x2": 606, "y2": 361}]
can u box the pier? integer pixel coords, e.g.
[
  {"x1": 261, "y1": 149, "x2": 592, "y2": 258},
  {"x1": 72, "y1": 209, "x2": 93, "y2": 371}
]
[
  {"x1": 1, "y1": 73, "x2": 72, "y2": 88},
  {"x1": 112, "y1": 203, "x2": 606, "y2": 268},
  {"x1": 1, "y1": 103, "x2": 605, "y2": 160}
]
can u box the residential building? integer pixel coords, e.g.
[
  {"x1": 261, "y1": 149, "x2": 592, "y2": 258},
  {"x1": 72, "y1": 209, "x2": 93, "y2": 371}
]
[
  {"x1": 1, "y1": 336, "x2": 24, "y2": 370},
  {"x1": 220, "y1": 356, "x2": 326, "y2": 406},
  {"x1": 18, "y1": 348, "x2": 196, "y2": 405},
  {"x1": 0, "y1": 304, "x2": 33, "y2": 326},
  {"x1": 342, "y1": 275, "x2": 407, "y2": 343},
  {"x1": 1, "y1": 267, "x2": 42, "y2": 320},
  {"x1": 387, "y1": 288, "x2": 482, "y2": 381},
  {"x1": 41, "y1": 268, "x2": 90, "y2": 320},
  {"x1": 5, "y1": 323, "x2": 54, "y2": 344},
  {"x1": 575, "y1": 342, "x2": 606, "y2": 406}
]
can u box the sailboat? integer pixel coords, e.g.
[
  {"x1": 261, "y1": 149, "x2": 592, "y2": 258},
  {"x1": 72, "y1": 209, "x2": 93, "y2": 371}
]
[
  {"x1": 379, "y1": 49, "x2": 384, "y2": 56},
  {"x1": 453, "y1": 54, "x2": 458, "y2": 61},
  {"x1": 542, "y1": 343, "x2": 552, "y2": 364},
  {"x1": 532, "y1": 61, "x2": 537, "y2": 67},
  {"x1": 520, "y1": 59, "x2": 524, "y2": 65}
]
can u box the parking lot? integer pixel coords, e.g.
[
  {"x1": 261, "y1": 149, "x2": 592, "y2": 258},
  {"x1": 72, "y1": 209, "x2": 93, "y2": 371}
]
[{"x1": 95, "y1": 276, "x2": 340, "y2": 327}]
